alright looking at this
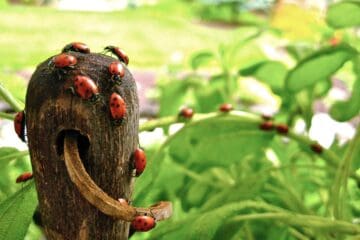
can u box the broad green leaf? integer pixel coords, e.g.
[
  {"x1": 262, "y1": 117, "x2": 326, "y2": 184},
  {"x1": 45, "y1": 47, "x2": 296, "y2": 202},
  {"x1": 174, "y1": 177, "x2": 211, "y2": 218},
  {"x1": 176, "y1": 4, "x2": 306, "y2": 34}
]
[
  {"x1": 326, "y1": 1, "x2": 360, "y2": 29},
  {"x1": 239, "y1": 61, "x2": 288, "y2": 92},
  {"x1": 190, "y1": 51, "x2": 216, "y2": 70},
  {"x1": 0, "y1": 148, "x2": 28, "y2": 163},
  {"x1": 286, "y1": 45, "x2": 357, "y2": 92},
  {"x1": 168, "y1": 115, "x2": 273, "y2": 168},
  {"x1": 0, "y1": 182, "x2": 37, "y2": 240},
  {"x1": 330, "y1": 58, "x2": 360, "y2": 121}
]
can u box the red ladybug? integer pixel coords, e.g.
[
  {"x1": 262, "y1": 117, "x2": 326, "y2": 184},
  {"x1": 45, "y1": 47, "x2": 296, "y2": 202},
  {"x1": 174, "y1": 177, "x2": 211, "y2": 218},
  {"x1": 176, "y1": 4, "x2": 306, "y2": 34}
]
[
  {"x1": 131, "y1": 216, "x2": 156, "y2": 232},
  {"x1": 73, "y1": 75, "x2": 99, "y2": 101},
  {"x1": 132, "y1": 148, "x2": 146, "y2": 177},
  {"x1": 310, "y1": 143, "x2": 323, "y2": 154},
  {"x1": 109, "y1": 61, "x2": 125, "y2": 84},
  {"x1": 109, "y1": 93, "x2": 126, "y2": 123},
  {"x1": 219, "y1": 103, "x2": 233, "y2": 113},
  {"x1": 53, "y1": 53, "x2": 77, "y2": 68},
  {"x1": 179, "y1": 107, "x2": 194, "y2": 119},
  {"x1": 62, "y1": 42, "x2": 90, "y2": 54},
  {"x1": 16, "y1": 172, "x2": 33, "y2": 183},
  {"x1": 14, "y1": 111, "x2": 26, "y2": 142},
  {"x1": 104, "y1": 46, "x2": 129, "y2": 65},
  {"x1": 275, "y1": 124, "x2": 289, "y2": 134},
  {"x1": 259, "y1": 121, "x2": 274, "y2": 131}
]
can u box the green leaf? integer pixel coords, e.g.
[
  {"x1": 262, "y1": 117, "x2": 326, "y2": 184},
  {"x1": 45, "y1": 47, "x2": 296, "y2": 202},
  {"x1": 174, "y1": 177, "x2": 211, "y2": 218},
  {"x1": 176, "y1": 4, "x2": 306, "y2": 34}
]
[
  {"x1": 286, "y1": 45, "x2": 357, "y2": 92},
  {"x1": 330, "y1": 57, "x2": 360, "y2": 121},
  {"x1": 0, "y1": 182, "x2": 37, "y2": 240},
  {"x1": 326, "y1": 1, "x2": 360, "y2": 29},
  {"x1": 239, "y1": 61, "x2": 288, "y2": 92},
  {"x1": 190, "y1": 51, "x2": 216, "y2": 70},
  {"x1": 0, "y1": 148, "x2": 28, "y2": 163},
  {"x1": 169, "y1": 115, "x2": 274, "y2": 168}
]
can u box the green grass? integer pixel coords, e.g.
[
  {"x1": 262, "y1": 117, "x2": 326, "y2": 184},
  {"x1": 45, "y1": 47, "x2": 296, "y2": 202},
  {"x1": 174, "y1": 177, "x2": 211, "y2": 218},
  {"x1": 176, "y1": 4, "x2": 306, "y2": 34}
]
[{"x1": 0, "y1": 2, "x2": 236, "y2": 71}]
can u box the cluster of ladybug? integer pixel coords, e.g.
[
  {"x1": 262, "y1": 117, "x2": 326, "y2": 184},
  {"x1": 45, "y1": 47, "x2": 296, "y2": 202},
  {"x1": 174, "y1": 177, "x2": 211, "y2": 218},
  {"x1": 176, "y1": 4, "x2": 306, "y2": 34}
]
[
  {"x1": 13, "y1": 42, "x2": 154, "y2": 232},
  {"x1": 259, "y1": 116, "x2": 323, "y2": 154}
]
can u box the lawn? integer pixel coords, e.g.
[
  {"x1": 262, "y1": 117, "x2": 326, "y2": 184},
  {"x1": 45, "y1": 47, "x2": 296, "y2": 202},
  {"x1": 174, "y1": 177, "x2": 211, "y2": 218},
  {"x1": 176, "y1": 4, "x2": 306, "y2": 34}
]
[{"x1": 0, "y1": 1, "x2": 235, "y2": 71}]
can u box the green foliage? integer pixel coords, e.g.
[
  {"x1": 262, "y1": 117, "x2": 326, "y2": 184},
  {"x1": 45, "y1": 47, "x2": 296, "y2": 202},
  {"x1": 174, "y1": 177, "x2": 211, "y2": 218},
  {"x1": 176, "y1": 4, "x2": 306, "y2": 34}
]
[
  {"x1": 285, "y1": 45, "x2": 357, "y2": 92},
  {"x1": 326, "y1": 1, "x2": 360, "y2": 28},
  {"x1": 0, "y1": 1, "x2": 359, "y2": 239},
  {"x1": 0, "y1": 182, "x2": 37, "y2": 240}
]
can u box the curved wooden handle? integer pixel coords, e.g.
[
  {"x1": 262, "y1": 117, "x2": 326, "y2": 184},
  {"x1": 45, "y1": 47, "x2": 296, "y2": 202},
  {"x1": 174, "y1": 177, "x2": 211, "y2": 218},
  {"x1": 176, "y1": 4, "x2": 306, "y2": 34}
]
[{"x1": 63, "y1": 133, "x2": 172, "y2": 222}]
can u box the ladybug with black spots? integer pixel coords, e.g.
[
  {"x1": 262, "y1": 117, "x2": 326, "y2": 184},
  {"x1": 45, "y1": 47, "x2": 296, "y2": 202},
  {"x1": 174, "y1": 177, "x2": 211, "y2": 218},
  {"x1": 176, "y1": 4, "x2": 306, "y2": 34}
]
[
  {"x1": 131, "y1": 216, "x2": 156, "y2": 232},
  {"x1": 108, "y1": 61, "x2": 125, "y2": 84},
  {"x1": 14, "y1": 111, "x2": 26, "y2": 142},
  {"x1": 62, "y1": 42, "x2": 90, "y2": 54},
  {"x1": 73, "y1": 75, "x2": 99, "y2": 101},
  {"x1": 109, "y1": 93, "x2": 126, "y2": 124},
  {"x1": 52, "y1": 53, "x2": 77, "y2": 69},
  {"x1": 132, "y1": 148, "x2": 146, "y2": 177},
  {"x1": 104, "y1": 46, "x2": 129, "y2": 65},
  {"x1": 16, "y1": 172, "x2": 33, "y2": 183}
]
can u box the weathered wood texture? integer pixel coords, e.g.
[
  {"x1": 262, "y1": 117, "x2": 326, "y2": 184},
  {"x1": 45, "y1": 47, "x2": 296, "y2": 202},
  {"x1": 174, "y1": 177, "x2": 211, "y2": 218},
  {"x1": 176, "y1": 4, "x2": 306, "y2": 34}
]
[{"x1": 26, "y1": 52, "x2": 138, "y2": 240}]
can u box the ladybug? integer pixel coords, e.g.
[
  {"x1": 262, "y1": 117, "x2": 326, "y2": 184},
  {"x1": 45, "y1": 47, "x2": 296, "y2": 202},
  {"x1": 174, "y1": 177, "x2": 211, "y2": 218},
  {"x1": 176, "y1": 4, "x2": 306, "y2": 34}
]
[
  {"x1": 219, "y1": 103, "x2": 233, "y2": 113},
  {"x1": 179, "y1": 107, "x2": 194, "y2": 120},
  {"x1": 52, "y1": 53, "x2": 77, "y2": 68},
  {"x1": 131, "y1": 216, "x2": 156, "y2": 232},
  {"x1": 14, "y1": 111, "x2": 26, "y2": 142},
  {"x1": 73, "y1": 75, "x2": 99, "y2": 101},
  {"x1": 259, "y1": 121, "x2": 274, "y2": 131},
  {"x1": 275, "y1": 124, "x2": 289, "y2": 135},
  {"x1": 261, "y1": 114, "x2": 273, "y2": 121},
  {"x1": 132, "y1": 148, "x2": 146, "y2": 177},
  {"x1": 108, "y1": 61, "x2": 125, "y2": 84},
  {"x1": 310, "y1": 143, "x2": 323, "y2": 154},
  {"x1": 16, "y1": 172, "x2": 33, "y2": 183},
  {"x1": 104, "y1": 46, "x2": 129, "y2": 65},
  {"x1": 109, "y1": 93, "x2": 126, "y2": 124},
  {"x1": 62, "y1": 42, "x2": 90, "y2": 54}
]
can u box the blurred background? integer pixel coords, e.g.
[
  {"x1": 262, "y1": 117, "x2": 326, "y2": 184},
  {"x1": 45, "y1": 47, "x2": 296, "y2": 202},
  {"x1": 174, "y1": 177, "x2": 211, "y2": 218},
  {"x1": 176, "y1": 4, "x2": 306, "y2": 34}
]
[{"x1": 0, "y1": 0, "x2": 359, "y2": 239}]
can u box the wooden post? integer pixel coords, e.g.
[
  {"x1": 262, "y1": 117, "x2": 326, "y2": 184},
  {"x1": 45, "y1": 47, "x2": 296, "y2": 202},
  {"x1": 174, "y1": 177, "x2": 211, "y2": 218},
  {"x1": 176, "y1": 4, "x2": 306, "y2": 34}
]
[{"x1": 26, "y1": 52, "x2": 139, "y2": 239}]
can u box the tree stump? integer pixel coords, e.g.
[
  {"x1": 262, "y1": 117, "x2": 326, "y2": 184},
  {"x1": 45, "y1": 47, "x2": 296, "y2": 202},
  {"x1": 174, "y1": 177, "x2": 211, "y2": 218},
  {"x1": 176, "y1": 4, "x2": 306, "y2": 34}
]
[{"x1": 25, "y1": 51, "x2": 170, "y2": 240}]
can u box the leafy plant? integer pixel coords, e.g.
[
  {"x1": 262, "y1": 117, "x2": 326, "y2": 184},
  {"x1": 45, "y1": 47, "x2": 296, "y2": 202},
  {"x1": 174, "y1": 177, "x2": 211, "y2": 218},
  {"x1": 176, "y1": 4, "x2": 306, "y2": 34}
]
[{"x1": 0, "y1": 1, "x2": 359, "y2": 239}]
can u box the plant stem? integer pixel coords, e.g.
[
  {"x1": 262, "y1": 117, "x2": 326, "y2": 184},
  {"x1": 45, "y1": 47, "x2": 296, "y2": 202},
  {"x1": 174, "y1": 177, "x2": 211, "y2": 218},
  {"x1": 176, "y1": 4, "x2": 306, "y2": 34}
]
[
  {"x1": 0, "y1": 112, "x2": 14, "y2": 120},
  {"x1": 0, "y1": 84, "x2": 23, "y2": 112},
  {"x1": 332, "y1": 126, "x2": 360, "y2": 220},
  {"x1": 231, "y1": 212, "x2": 360, "y2": 235}
]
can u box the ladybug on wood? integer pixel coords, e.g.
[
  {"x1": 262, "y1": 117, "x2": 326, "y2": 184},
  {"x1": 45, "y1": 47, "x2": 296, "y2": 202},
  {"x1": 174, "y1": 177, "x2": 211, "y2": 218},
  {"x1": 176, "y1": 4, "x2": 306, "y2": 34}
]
[
  {"x1": 131, "y1": 216, "x2": 156, "y2": 232},
  {"x1": 104, "y1": 46, "x2": 129, "y2": 65},
  {"x1": 109, "y1": 93, "x2": 126, "y2": 124},
  {"x1": 52, "y1": 53, "x2": 77, "y2": 68},
  {"x1": 16, "y1": 172, "x2": 33, "y2": 183},
  {"x1": 62, "y1": 42, "x2": 90, "y2": 54},
  {"x1": 108, "y1": 61, "x2": 125, "y2": 84},
  {"x1": 14, "y1": 111, "x2": 26, "y2": 142},
  {"x1": 73, "y1": 75, "x2": 99, "y2": 101},
  {"x1": 132, "y1": 148, "x2": 147, "y2": 177}
]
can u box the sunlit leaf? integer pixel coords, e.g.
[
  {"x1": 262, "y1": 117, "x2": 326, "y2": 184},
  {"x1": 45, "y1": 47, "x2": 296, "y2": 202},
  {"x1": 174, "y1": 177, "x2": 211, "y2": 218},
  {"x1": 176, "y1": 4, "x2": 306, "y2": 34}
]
[
  {"x1": 286, "y1": 45, "x2": 357, "y2": 92},
  {"x1": 190, "y1": 51, "x2": 216, "y2": 70},
  {"x1": 0, "y1": 182, "x2": 37, "y2": 240},
  {"x1": 239, "y1": 61, "x2": 288, "y2": 92},
  {"x1": 326, "y1": 1, "x2": 360, "y2": 29}
]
